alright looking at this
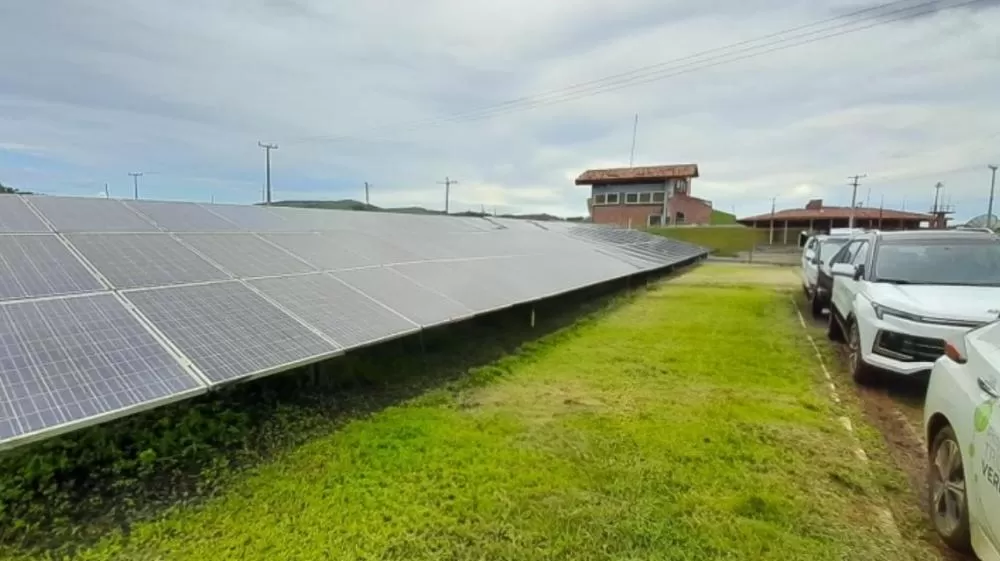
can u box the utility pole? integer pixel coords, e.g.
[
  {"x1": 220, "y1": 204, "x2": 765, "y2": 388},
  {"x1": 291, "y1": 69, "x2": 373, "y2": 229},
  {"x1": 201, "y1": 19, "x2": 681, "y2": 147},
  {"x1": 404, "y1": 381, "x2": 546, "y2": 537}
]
[
  {"x1": 768, "y1": 196, "x2": 777, "y2": 245},
  {"x1": 628, "y1": 113, "x2": 639, "y2": 167},
  {"x1": 438, "y1": 177, "x2": 458, "y2": 214},
  {"x1": 364, "y1": 181, "x2": 371, "y2": 206},
  {"x1": 878, "y1": 194, "x2": 884, "y2": 230},
  {"x1": 128, "y1": 172, "x2": 143, "y2": 200},
  {"x1": 104, "y1": 183, "x2": 110, "y2": 199},
  {"x1": 847, "y1": 174, "x2": 866, "y2": 229},
  {"x1": 932, "y1": 181, "x2": 944, "y2": 229},
  {"x1": 258, "y1": 141, "x2": 278, "y2": 205},
  {"x1": 988, "y1": 165, "x2": 998, "y2": 230}
]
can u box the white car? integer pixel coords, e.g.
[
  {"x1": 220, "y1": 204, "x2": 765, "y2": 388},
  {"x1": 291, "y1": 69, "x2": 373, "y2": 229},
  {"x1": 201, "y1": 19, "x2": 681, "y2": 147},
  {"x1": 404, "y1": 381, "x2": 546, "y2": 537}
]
[
  {"x1": 924, "y1": 322, "x2": 1000, "y2": 559},
  {"x1": 799, "y1": 234, "x2": 851, "y2": 316},
  {"x1": 827, "y1": 229, "x2": 1000, "y2": 383}
]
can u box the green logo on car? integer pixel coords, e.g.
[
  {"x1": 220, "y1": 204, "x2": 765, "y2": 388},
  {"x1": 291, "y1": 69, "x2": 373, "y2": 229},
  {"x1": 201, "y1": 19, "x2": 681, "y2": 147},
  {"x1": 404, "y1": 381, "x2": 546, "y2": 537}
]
[{"x1": 975, "y1": 401, "x2": 994, "y2": 433}]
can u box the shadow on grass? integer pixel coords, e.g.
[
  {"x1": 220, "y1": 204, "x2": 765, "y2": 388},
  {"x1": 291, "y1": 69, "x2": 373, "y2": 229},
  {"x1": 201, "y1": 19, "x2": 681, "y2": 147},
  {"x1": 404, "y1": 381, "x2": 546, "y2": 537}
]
[{"x1": 0, "y1": 266, "x2": 695, "y2": 557}]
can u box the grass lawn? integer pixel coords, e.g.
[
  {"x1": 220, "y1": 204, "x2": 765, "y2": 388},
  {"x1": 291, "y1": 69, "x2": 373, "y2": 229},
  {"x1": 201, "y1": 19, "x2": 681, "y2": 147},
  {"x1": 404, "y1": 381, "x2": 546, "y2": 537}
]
[
  {"x1": 647, "y1": 226, "x2": 765, "y2": 256},
  {"x1": 26, "y1": 268, "x2": 936, "y2": 561}
]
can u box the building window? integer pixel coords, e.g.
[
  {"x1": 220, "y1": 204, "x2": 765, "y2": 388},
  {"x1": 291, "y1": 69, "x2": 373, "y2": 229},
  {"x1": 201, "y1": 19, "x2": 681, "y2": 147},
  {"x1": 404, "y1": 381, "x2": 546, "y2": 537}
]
[
  {"x1": 593, "y1": 194, "x2": 606, "y2": 205},
  {"x1": 625, "y1": 193, "x2": 639, "y2": 204},
  {"x1": 605, "y1": 193, "x2": 620, "y2": 205},
  {"x1": 652, "y1": 192, "x2": 665, "y2": 203},
  {"x1": 638, "y1": 192, "x2": 652, "y2": 204},
  {"x1": 647, "y1": 214, "x2": 662, "y2": 227},
  {"x1": 675, "y1": 211, "x2": 686, "y2": 224}
]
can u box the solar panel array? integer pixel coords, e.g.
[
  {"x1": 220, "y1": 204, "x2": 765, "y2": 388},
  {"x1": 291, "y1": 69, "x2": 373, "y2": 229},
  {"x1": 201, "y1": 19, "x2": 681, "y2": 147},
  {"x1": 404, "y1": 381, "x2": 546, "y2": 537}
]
[{"x1": 0, "y1": 195, "x2": 707, "y2": 449}]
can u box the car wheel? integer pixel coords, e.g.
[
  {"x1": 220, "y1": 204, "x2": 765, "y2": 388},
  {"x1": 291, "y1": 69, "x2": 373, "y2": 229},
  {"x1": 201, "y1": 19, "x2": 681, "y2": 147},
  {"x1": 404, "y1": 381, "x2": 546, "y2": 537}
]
[
  {"x1": 810, "y1": 291, "x2": 824, "y2": 318},
  {"x1": 848, "y1": 322, "x2": 876, "y2": 384},
  {"x1": 826, "y1": 307, "x2": 844, "y2": 342},
  {"x1": 928, "y1": 426, "x2": 972, "y2": 553}
]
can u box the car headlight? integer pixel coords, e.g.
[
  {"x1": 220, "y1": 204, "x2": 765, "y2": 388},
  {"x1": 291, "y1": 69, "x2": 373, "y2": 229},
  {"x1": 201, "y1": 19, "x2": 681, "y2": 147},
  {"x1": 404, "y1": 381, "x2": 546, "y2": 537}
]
[
  {"x1": 869, "y1": 301, "x2": 985, "y2": 327},
  {"x1": 870, "y1": 301, "x2": 925, "y2": 322}
]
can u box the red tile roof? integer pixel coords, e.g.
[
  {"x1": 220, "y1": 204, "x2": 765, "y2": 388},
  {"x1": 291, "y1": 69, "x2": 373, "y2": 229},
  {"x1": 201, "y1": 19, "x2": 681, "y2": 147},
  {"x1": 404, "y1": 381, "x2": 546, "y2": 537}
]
[
  {"x1": 575, "y1": 164, "x2": 699, "y2": 185},
  {"x1": 739, "y1": 206, "x2": 932, "y2": 223}
]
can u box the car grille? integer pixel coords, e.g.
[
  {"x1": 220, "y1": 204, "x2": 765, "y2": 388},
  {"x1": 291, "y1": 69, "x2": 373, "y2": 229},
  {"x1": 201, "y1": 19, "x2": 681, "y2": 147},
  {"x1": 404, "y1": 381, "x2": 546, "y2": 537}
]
[{"x1": 874, "y1": 330, "x2": 946, "y2": 363}]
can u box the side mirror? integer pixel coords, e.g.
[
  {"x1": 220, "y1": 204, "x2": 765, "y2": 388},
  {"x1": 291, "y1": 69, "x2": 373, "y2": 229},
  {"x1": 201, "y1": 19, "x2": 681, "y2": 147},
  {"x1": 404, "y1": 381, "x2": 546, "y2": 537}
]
[
  {"x1": 805, "y1": 250, "x2": 815, "y2": 260},
  {"x1": 811, "y1": 257, "x2": 822, "y2": 265},
  {"x1": 831, "y1": 263, "x2": 857, "y2": 278},
  {"x1": 854, "y1": 264, "x2": 865, "y2": 281}
]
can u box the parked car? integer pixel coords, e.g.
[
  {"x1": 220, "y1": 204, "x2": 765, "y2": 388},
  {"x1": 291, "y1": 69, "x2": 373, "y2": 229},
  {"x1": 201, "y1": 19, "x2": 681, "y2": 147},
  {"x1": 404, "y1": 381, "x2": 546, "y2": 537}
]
[
  {"x1": 826, "y1": 229, "x2": 1000, "y2": 383},
  {"x1": 924, "y1": 321, "x2": 1000, "y2": 558},
  {"x1": 800, "y1": 234, "x2": 852, "y2": 317}
]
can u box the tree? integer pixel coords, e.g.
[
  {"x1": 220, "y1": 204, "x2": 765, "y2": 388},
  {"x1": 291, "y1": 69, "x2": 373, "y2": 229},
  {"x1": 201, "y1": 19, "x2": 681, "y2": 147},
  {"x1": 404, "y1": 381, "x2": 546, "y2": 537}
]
[{"x1": 0, "y1": 181, "x2": 30, "y2": 195}]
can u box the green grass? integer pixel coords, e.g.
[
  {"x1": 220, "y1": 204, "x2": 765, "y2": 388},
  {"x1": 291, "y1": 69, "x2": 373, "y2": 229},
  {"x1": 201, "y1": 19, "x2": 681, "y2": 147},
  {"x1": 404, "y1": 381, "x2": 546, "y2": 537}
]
[
  {"x1": 648, "y1": 226, "x2": 766, "y2": 256},
  {"x1": 710, "y1": 209, "x2": 738, "y2": 225},
  {"x1": 16, "y1": 274, "x2": 934, "y2": 560}
]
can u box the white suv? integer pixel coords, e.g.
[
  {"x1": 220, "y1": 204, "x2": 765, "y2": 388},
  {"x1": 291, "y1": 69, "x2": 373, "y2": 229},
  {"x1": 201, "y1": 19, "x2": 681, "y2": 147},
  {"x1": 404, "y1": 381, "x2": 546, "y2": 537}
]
[
  {"x1": 827, "y1": 230, "x2": 1000, "y2": 383},
  {"x1": 924, "y1": 321, "x2": 1000, "y2": 559}
]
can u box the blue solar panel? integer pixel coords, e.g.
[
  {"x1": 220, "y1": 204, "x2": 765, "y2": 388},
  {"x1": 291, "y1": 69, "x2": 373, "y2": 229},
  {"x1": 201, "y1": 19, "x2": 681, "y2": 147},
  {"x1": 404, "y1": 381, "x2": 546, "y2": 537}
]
[
  {"x1": 0, "y1": 235, "x2": 104, "y2": 301},
  {"x1": 0, "y1": 293, "x2": 203, "y2": 444}
]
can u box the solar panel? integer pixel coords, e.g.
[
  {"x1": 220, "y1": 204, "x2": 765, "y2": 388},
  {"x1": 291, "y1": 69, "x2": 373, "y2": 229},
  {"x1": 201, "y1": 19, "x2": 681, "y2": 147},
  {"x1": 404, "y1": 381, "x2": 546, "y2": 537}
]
[
  {"x1": 261, "y1": 233, "x2": 373, "y2": 270},
  {"x1": 0, "y1": 235, "x2": 104, "y2": 301},
  {"x1": 67, "y1": 234, "x2": 230, "y2": 289},
  {"x1": 126, "y1": 200, "x2": 242, "y2": 232},
  {"x1": 318, "y1": 231, "x2": 420, "y2": 267},
  {"x1": 27, "y1": 196, "x2": 160, "y2": 232},
  {"x1": 125, "y1": 281, "x2": 338, "y2": 384},
  {"x1": 392, "y1": 259, "x2": 519, "y2": 313},
  {"x1": 177, "y1": 234, "x2": 315, "y2": 278},
  {"x1": 0, "y1": 293, "x2": 202, "y2": 443},
  {"x1": 0, "y1": 196, "x2": 50, "y2": 233},
  {"x1": 331, "y1": 267, "x2": 473, "y2": 327},
  {"x1": 200, "y1": 204, "x2": 296, "y2": 231},
  {"x1": 250, "y1": 273, "x2": 418, "y2": 349}
]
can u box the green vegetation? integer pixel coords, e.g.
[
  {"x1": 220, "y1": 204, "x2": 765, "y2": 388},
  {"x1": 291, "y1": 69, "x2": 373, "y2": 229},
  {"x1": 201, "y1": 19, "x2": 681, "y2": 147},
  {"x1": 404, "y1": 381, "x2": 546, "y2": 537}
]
[
  {"x1": 710, "y1": 209, "x2": 738, "y2": 225},
  {"x1": 11, "y1": 270, "x2": 933, "y2": 560},
  {"x1": 0, "y1": 181, "x2": 31, "y2": 195},
  {"x1": 648, "y1": 225, "x2": 767, "y2": 256}
]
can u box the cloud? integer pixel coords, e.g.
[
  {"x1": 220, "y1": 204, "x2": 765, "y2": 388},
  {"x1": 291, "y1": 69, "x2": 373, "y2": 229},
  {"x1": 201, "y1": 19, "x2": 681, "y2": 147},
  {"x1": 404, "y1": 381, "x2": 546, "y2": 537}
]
[{"x1": 0, "y1": 0, "x2": 998, "y2": 221}]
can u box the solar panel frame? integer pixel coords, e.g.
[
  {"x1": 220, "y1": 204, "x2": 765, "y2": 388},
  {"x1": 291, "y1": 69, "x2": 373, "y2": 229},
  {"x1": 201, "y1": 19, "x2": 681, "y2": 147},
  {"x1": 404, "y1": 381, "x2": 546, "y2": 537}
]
[
  {"x1": 177, "y1": 233, "x2": 316, "y2": 278},
  {"x1": 249, "y1": 273, "x2": 420, "y2": 350},
  {"x1": 260, "y1": 233, "x2": 374, "y2": 271},
  {"x1": 0, "y1": 196, "x2": 51, "y2": 233},
  {"x1": 0, "y1": 293, "x2": 204, "y2": 448},
  {"x1": 124, "y1": 281, "x2": 340, "y2": 384},
  {"x1": 392, "y1": 259, "x2": 522, "y2": 314},
  {"x1": 199, "y1": 204, "x2": 300, "y2": 232},
  {"x1": 0, "y1": 235, "x2": 105, "y2": 301},
  {"x1": 125, "y1": 200, "x2": 243, "y2": 232},
  {"x1": 67, "y1": 233, "x2": 231, "y2": 289},
  {"x1": 27, "y1": 196, "x2": 161, "y2": 232},
  {"x1": 331, "y1": 267, "x2": 474, "y2": 328}
]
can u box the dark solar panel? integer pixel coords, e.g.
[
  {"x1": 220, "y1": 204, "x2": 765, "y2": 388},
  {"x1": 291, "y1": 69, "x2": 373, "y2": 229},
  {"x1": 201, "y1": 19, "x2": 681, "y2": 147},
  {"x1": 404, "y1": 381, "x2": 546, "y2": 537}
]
[
  {"x1": 125, "y1": 282, "x2": 338, "y2": 384},
  {"x1": 250, "y1": 273, "x2": 418, "y2": 349},
  {"x1": 67, "y1": 234, "x2": 230, "y2": 289},
  {"x1": 0, "y1": 235, "x2": 104, "y2": 301},
  {"x1": 0, "y1": 293, "x2": 202, "y2": 443}
]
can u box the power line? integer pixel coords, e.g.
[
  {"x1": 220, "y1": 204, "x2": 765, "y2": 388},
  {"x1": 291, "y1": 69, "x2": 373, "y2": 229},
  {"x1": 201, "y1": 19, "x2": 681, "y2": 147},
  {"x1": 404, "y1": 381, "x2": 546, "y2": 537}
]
[{"x1": 284, "y1": 0, "x2": 982, "y2": 146}]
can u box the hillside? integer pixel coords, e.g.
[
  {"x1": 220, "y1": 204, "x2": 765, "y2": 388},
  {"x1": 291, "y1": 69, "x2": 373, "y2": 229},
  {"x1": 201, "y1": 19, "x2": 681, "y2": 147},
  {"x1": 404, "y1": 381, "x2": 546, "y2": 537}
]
[{"x1": 268, "y1": 200, "x2": 567, "y2": 221}]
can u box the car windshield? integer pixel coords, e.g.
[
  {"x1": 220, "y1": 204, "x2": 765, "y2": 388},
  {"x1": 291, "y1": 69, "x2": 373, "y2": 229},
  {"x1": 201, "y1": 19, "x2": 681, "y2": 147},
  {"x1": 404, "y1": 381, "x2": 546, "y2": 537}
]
[
  {"x1": 818, "y1": 239, "x2": 848, "y2": 263},
  {"x1": 874, "y1": 240, "x2": 1000, "y2": 286}
]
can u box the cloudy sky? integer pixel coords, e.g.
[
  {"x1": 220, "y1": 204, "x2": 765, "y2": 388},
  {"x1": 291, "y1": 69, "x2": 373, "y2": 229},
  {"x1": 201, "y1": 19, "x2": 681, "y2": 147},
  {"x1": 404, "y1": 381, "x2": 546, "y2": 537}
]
[{"x1": 1, "y1": 0, "x2": 998, "y2": 220}]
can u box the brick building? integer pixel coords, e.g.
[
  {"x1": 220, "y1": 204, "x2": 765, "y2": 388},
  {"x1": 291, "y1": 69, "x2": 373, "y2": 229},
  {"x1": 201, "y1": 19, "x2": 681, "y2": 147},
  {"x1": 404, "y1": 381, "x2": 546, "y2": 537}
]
[
  {"x1": 576, "y1": 164, "x2": 711, "y2": 227},
  {"x1": 737, "y1": 199, "x2": 935, "y2": 233}
]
